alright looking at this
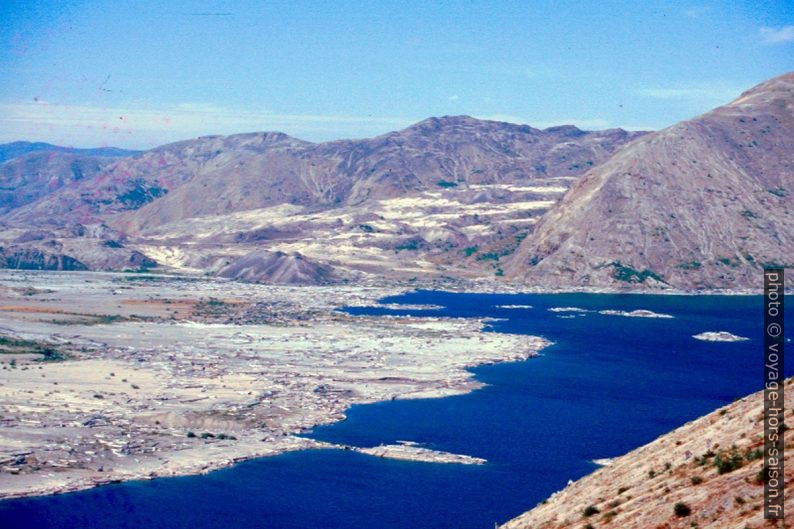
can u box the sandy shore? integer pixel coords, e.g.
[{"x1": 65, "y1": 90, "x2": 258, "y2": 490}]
[{"x1": 0, "y1": 270, "x2": 549, "y2": 499}]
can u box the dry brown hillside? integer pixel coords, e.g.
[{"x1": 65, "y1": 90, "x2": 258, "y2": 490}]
[
  {"x1": 506, "y1": 72, "x2": 794, "y2": 290},
  {"x1": 501, "y1": 378, "x2": 793, "y2": 529}
]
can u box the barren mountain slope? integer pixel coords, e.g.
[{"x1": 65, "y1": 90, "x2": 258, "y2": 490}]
[
  {"x1": 0, "y1": 117, "x2": 641, "y2": 282},
  {"x1": 506, "y1": 72, "x2": 794, "y2": 290},
  {"x1": 217, "y1": 250, "x2": 336, "y2": 284},
  {"x1": 0, "y1": 141, "x2": 139, "y2": 164},
  {"x1": 4, "y1": 132, "x2": 310, "y2": 227},
  {"x1": 501, "y1": 378, "x2": 793, "y2": 529},
  {"x1": 112, "y1": 116, "x2": 639, "y2": 234},
  {"x1": 0, "y1": 118, "x2": 639, "y2": 231},
  {"x1": 0, "y1": 151, "x2": 108, "y2": 214}
]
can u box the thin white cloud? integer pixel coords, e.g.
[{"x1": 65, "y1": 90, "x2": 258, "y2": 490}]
[
  {"x1": 760, "y1": 25, "x2": 794, "y2": 45},
  {"x1": 0, "y1": 100, "x2": 418, "y2": 148},
  {"x1": 682, "y1": 6, "x2": 709, "y2": 19},
  {"x1": 635, "y1": 86, "x2": 739, "y2": 103},
  {"x1": 448, "y1": 95, "x2": 460, "y2": 102}
]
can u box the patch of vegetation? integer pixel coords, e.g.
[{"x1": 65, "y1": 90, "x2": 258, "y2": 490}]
[
  {"x1": 476, "y1": 252, "x2": 500, "y2": 262},
  {"x1": 116, "y1": 179, "x2": 168, "y2": 209},
  {"x1": 760, "y1": 261, "x2": 790, "y2": 269},
  {"x1": 714, "y1": 452, "x2": 743, "y2": 475},
  {"x1": 121, "y1": 274, "x2": 200, "y2": 282},
  {"x1": 677, "y1": 260, "x2": 702, "y2": 270},
  {"x1": 495, "y1": 267, "x2": 504, "y2": 277},
  {"x1": 463, "y1": 245, "x2": 479, "y2": 257},
  {"x1": 50, "y1": 314, "x2": 127, "y2": 326},
  {"x1": 0, "y1": 335, "x2": 40, "y2": 349},
  {"x1": 193, "y1": 298, "x2": 240, "y2": 319},
  {"x1": 0, "y1": 334, "x2": 67, "y2": 362},
  {"x1": 358, "y1": 224, "x2": 374, "y2": 233},
  {"x1": 395, "y1": 239, "x2": 421, "y2": 252},
  {"x1": 436, "y1": 180, "x2": 458, "y2": 188},
  {"x1": 739, "y1": 209, "x2": 757, "y2": 219},
  {"x1": 673, "y1": 502, "x2": 692, "y2": 517},
  {"x1": 582, "y1": 505, "x2": 600, "y2": 517},
  {"x1": 768, "y1": 187, "x2": 787, "y2": 197},
  {"x1": 690, "y1": 476, "x2": 703, "y2": 485},
  {"x1": 609, "y1": 261, "x2": 664, "y2": 284},
  {"x1": 716, "y1": 256, "x2": 739, "y2": 267}
]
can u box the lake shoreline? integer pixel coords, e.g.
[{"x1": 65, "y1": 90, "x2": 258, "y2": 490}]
[{"x1": 0, "y1": 271, "x2": 550, "y2": 501}]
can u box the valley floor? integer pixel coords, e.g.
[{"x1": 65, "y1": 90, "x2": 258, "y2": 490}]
[{"x1": 0, "y1": 271, "x2": 547, "y2": 499}]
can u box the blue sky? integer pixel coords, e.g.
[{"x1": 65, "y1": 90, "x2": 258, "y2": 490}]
[{"x1": 0, "y1": 0, "x2": 792, "y2": 148}]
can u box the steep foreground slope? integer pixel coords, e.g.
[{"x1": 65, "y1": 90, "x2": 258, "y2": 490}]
[
  {"x1": 506, "y1": 72, "x2": 794, "y2": 290},
  {"x1": 502, "y1": 378, "x2": 793, "y2": 529}
]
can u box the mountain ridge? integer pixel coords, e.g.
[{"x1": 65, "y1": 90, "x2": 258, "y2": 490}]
[
  {"x1": 0, "y1": 73, "x2": 791, "y2": 288},
  {"x1": 0, "y1": 141, "x2": 140, "y2": 164},
  {"x1": 505, "y1": 72, "x2": 794, "y2": 289}
]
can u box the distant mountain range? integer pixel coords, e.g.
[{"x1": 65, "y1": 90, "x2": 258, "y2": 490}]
[
  {"x1": 0, "y1": 141, "x2": 140, "y2": 164},
  {"x1": 0, "y1": 72, "x2": 791, "y2": 289},
  {"x1": 0, "y1": 117, "x2": 640, "y2": 283}
]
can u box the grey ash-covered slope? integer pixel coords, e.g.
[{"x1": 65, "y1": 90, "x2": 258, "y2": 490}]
[
  {"x1": 1, "y1": 117, "x2": 639, "y2": 231},
  {"x1": 0, "y1": 116, "x2": 640, "y2": 279},
  {"x1": 4, "y1": 72, "x2": 792, "y2": 288},
  {"x1": 218, "y1": 250, "x2": 336, "y2": 285},
  {"x1": 506, "y1": 72, "x2": 794, "y2": 289}
]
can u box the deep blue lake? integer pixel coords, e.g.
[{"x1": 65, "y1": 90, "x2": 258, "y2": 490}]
[{"x1": 1, "y1": 292, "x2": 790, "y2": 529}]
